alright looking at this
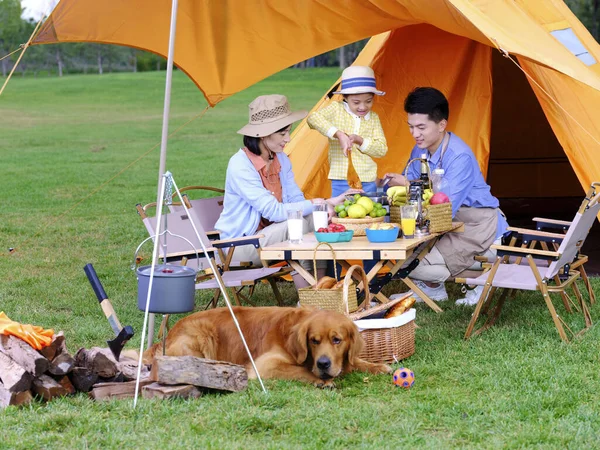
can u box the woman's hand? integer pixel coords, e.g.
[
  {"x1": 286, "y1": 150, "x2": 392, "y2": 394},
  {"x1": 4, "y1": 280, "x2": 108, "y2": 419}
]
[
  {"x1": 384, "y1": 173, "x2": 408, "y2": 187},
  {"x1": 326, "y1": 188, "x2": 363, "y2": 207}
]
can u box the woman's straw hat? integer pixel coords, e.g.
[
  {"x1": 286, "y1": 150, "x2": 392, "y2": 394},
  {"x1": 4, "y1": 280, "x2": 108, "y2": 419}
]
[
  {"x1": 333, "y1": 65, "x2": 385, "y2": 96},
  {"x1": 237, "y1": 94, "x2": 307, "y2": 137}
]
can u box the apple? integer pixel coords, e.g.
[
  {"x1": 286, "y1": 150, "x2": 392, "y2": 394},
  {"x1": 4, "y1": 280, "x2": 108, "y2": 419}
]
[{"x1": 430, "y1": 192, "x2": 450, "y2": 205}]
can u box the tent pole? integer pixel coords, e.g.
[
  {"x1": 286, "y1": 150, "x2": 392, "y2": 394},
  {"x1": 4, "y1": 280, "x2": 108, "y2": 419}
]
[{"x1": 148, "y1": 0, "x2": 180, "y2": 349}]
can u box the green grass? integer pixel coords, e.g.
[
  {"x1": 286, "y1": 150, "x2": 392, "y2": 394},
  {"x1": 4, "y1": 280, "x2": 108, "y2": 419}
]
[{"x1": 1, "y1": 69, "x2": 600, "y2": 449}]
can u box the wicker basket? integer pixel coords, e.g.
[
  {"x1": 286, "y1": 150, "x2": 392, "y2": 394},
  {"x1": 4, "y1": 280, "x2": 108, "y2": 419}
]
[
  {"x1": 331, "y1": 216, "x2": 385, "y2": 236},
  {"x1": 426, "y1": 202, "x2": 453, "y2": 233},
  {"x1": 389, "y1": 205, "x2": 401, "y2": 223},
  {"x1": 348, "y1": 291, "x2": 416, "y2": 364},
  {"x1": 298, "y1": 243, "x2": 358, "y2": 314}
]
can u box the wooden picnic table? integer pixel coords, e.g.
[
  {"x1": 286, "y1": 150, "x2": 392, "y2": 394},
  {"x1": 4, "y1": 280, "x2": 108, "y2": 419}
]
[{"x1": 260, "y1": 222, "x2": 464, "y2": 312}]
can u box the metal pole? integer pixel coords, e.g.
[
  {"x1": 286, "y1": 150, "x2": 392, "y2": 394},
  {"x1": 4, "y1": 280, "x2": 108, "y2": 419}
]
[{"x1": 148, "y1": 0, "x2": 180, "y2": 348}]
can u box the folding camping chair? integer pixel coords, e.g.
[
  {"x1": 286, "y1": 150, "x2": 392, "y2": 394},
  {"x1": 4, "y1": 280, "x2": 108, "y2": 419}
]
[
  {"x1": 167, "y1": 185, "x2": 225, "y2": 239},
  {"x1": 135, "y1": 201, "x2": 286, "y2": 307},
  {"x1": 462, "y1": 187, "x2": 600, "y2": 342}
]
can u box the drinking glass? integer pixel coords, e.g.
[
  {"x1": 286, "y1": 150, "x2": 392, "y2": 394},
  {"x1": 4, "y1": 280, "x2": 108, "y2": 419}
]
[
  {"x1": 400, "y1": 204, "x2": 417, "y2": 239},
  {"x1": 312, "y1": 203, "x2": 328, "y2": 231},
  {"x1": 287, "y1": 210, "x2": 304, "y2": 244}
]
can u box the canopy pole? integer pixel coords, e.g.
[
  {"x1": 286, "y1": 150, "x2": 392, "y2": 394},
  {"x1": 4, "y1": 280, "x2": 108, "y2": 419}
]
[{"x1": 148, "y1": 0, "x2": 180, "y2": 348}]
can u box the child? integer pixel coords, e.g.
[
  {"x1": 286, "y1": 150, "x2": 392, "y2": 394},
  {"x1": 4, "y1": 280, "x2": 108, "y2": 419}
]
[{"x1": 307, "y1": 65, "x2": 388, "y2": 197}]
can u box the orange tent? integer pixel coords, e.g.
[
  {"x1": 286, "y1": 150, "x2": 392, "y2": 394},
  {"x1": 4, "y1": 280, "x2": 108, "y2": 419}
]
[{"x1": 33, "y1": 0, "x2": 600, "y2": 202}]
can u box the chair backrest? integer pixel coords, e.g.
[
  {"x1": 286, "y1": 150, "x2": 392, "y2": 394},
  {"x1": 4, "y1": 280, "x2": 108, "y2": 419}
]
[
  {"x1": 545, "y1": 190, "x2": 600, "y2": 279},
  {"x1": 169, "y1": 196, "x2": 224, "y2": 232},
  {"x1": 167, "y1": 185, "x2": 225, "y2": 232},
  {"x1": 140, "y1": 206, "x2": 214, "y2": 263}
]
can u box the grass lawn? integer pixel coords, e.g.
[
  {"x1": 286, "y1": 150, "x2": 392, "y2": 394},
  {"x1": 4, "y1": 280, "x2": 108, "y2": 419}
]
[{"x1": 1, "y1": 69, "x2": 600, "y2": 449}]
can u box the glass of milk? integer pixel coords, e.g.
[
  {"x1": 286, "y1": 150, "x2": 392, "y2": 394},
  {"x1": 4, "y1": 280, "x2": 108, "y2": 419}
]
[
  {"x1": 312, "y1": 203, "x2": 328, "y2": 231},
  {"x1": 287, "y1": 210, "x2": 304, "y2": 244}
]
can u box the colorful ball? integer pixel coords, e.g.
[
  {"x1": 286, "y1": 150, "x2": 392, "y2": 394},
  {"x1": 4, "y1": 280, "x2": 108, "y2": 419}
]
[{"x1": 392, "y1": 367, "x2": 415, "y2": 388}]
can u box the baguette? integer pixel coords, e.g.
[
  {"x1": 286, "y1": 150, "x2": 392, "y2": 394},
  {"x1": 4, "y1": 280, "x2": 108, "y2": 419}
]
[{"x1": 384, "y1": 296, "x2": 416, "y2": 318}]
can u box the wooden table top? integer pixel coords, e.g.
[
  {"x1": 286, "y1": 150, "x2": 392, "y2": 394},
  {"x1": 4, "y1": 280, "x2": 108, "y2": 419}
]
[{"x1": 260, "y1": 222, "x2": 464, "y2": 261}]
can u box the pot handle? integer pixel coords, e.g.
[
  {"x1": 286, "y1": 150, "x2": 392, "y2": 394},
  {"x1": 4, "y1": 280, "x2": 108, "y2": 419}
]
[{"x1": 131, "y1": 231, "x2": 201, "y2": 272}]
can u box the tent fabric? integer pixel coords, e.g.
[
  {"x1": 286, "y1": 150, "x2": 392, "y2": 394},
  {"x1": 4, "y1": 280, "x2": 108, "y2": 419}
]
[{"x1": 32, "y1": 0, "x2": 600, "y2": 199}]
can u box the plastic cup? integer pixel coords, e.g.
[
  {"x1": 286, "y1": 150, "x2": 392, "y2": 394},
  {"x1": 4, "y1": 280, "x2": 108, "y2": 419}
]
[
  {"x1": 312, "y1": 203, "x2": 328, "y2": 231},
  {"x1": 401, "y1": 205, "x2": 417, "y2": 239},
  {"x1": 287, "y1": 210, "x2": 304, "y2": 244}
]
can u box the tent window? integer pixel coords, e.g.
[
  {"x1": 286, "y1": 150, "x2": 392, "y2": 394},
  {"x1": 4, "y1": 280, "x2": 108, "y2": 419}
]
[{"x1": 550, "y1": 28, "x2": 596, "y2": 66}]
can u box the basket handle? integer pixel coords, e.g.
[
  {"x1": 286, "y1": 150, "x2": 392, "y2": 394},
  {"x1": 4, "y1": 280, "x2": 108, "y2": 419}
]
[
  {"x1": 311, "y1": 242, "x2": 337, "y2": 289},
  {"x1": 403, "y1": 157, "x2": 433, "y2": 191},
  {"x1": 342, "y1": 264, "x2": 370, "y2": 315}
]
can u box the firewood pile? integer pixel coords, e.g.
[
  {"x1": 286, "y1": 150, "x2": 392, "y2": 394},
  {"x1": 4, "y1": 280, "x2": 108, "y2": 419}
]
[{"x1": 0, "y1": 332, "x2": 248, "y2": 408}]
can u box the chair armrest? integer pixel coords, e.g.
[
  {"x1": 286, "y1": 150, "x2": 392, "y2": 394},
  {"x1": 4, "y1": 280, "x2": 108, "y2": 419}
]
[
  {"x1": 491, "y1": 244, "x2": 560, "y2": 260},
  {"x1": 506, "y1": 226, "x2": 565, "y2": 243},
  {"x1": 532, "y1": 217, "x2": 571, "y2": 230},
  {"x1": 212, "y1": 234, "x2": 265, "y2": 249}
]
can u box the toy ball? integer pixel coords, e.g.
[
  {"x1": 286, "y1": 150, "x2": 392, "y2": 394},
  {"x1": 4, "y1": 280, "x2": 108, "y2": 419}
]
[{"x1": 392, "y1": 367, "x2": 415, "y2": 388}]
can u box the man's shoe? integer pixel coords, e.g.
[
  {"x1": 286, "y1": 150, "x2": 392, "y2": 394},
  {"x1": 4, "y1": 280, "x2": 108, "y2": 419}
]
[
  {"x1": 455, "y1": 285, "x2": 484, "y2": 306},
  {"x1": 390, "y1": 279, "x2": 449, "y2": 303}
]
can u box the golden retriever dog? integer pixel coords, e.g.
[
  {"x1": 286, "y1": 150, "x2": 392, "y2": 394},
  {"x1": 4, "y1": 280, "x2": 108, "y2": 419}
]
[{"x1": 144, "y1": 306, "x2": 392, "y2": 388}]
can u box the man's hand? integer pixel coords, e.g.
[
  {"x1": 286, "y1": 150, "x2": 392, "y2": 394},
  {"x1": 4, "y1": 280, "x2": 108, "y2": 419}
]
[{"x1": 384, "y1": 173, "x2": 409, "y2": 187}]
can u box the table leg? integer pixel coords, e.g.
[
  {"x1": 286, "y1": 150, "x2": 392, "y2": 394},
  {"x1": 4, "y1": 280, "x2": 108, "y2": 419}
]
[{"x1": 288, "y1": 260, "x2": 316, "y2": 286}]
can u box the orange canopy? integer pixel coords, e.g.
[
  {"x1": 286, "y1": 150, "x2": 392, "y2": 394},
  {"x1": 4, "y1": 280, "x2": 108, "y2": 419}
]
[{"x1": 33, "y1": 0, "x2": 600, "y2": 199}]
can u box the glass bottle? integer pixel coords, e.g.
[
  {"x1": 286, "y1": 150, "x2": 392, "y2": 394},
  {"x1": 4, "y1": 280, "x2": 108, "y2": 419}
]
[{"x1": 419, "y1": 153, "x2": 429, "y2": 185}]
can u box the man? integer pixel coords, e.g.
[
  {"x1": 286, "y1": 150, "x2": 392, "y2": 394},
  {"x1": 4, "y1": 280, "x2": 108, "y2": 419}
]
[{"x1": 385, "y1": 87, "x2": 508, "y2": 305}]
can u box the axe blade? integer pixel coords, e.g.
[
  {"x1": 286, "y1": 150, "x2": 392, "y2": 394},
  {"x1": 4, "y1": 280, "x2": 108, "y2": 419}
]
[{"x1": 107, "y1": 325, "x2": 134, "y2": 361}]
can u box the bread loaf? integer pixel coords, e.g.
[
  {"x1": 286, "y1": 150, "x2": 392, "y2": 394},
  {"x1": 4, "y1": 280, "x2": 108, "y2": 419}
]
[
  {"x1": 315, "y1": 276, "x2": 337, "y2": 289},
  {"x1": 384, "y1": 296, "x2": 416, "y2": 318}
]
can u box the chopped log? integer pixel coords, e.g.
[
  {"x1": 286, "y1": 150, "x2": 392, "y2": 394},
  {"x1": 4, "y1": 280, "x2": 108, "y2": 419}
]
[
  {"x1": 0, "y1": 335, "x2": 49, "y2": 376},
  {"x1": 0, "y1": 351, "x2": 33, "y2": 393},
  {"x1": 150, "y1": 356, "x2": 247, "y2": 392},
  {"x1": 89, "y1": 379, "x2": 153, "y2": 401},
  {"x1": 32, "y1": 374, "x2": 72, "y2": 401},
  {"x1": 47, "y1": 352, "x2": 75, "y2": 376},
  {"x1": 69, "y1": 367, "x2": 99, "y2": 393},
  {"x1": 74, "y1": 347, "x2": 118, "y2": 378},
  {"x1": 39, "y1": 331, "x2": 66, "y2": 361},
  {"x1": 142, "y1": 382, "x2": 203, "y2": 400},
  {"x1": 56, "y1": 375, "x2": 76, "y2": 395},
  {"x1": 116, "y1": 355, "x2": 150, "y2": 381},
  {"x1": 0, "y1": 382, "x2": 33, "y2": 408},
  {"x1": 99, "y1": 372, "x2": 125, "y2": 383}
]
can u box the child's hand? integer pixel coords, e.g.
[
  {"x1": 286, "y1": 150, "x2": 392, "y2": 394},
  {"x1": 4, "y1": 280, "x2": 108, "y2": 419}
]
[
  {"x1": 348, "y1": 134, "x2": 364, "y2": 147},
  {"x1": 334, "y1": 131, "x2": 352, "y2": 157}
]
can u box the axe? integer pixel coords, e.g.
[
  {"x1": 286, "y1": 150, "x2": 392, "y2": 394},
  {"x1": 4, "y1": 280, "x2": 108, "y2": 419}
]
[{"x1": 84, "y1": 263, "x2": 134, "y2": 361}]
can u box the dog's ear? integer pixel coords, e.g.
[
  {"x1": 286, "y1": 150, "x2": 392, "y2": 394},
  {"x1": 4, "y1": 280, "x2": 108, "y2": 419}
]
[
  {"x1": 286, "y1": 319, "x2": 309, "y2": 364},
  {"x1": 346, "y1": 323, "x2": 365, "y2": 367}
]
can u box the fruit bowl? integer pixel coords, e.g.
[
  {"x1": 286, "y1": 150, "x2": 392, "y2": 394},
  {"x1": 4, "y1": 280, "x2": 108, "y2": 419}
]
[
  {"x1": 345, "y1": 192, "x2": 388, "y2": 206},
  {"x1": 314, "y1": 230, "x2": 354, "y2": 243},
  {"x1": 331, "y1": 216, "x2": 385, "y2": 236},
  {"x1": 365, "y1": 225, "x2": 400, "y2": 243}
]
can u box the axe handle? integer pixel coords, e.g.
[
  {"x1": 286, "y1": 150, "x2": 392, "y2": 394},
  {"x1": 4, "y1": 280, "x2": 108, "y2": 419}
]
[{"x1": 84, "y1": 263, "x2": 122, "y2": 335}]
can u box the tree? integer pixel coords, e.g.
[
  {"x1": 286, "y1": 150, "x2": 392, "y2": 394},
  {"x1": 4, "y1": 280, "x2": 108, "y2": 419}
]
[
  {"x1": 0, "y1": 0, "x2": 23, "y2": 77},
  {"x1": 565, "y1": 0, "x2": 600, "y2": 41}
]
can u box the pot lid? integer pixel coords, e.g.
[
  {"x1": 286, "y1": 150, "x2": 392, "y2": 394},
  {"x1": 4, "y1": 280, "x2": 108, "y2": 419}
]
[{"x1": 137, "y1": 264, "x2": 196, "y2": 278}]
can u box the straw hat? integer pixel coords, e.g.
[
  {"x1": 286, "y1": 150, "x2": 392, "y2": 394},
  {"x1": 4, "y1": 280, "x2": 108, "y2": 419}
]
[
  {"x1": 333, "y1": 65, "x2": 385, "y2": 96},
  {"x1": 237, "y1": 94, "x2": 307, "y2": 137}
]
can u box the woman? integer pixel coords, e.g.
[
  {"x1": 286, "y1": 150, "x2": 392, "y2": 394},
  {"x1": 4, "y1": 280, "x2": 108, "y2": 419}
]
[{"x1": 215, "y1": 94, "x2": 357, "y2": 288}]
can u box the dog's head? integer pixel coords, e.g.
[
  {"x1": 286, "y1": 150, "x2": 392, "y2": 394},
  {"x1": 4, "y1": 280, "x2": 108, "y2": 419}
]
[{"x1": 286, "y1": 309, "x2": 364, "y2": 380}]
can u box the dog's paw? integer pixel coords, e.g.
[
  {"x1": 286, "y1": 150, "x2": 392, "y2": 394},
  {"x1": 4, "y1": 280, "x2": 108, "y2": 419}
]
[
  {"x1": 314, "y1": 379, "x2": 336, "y2": 389},
  {"x1": 373, "y1": 363, "x2": 393, "y2": 374}
]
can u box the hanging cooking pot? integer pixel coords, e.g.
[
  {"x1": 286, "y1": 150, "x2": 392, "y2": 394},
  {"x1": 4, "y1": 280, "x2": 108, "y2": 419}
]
[{"x1": 133, "y1": 233, "x2": 200, "y2": 314}]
